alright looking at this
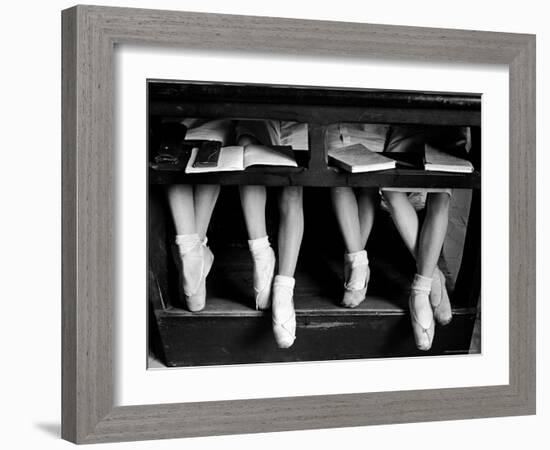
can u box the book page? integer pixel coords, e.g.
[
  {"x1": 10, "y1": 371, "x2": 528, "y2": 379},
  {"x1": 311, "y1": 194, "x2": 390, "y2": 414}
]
[
  {"x1": 243, "y1": 144, "x2": 298, "y2": 168},
  {"x1": 185, "y1": 146, "x2": 244, "y2": 173}
]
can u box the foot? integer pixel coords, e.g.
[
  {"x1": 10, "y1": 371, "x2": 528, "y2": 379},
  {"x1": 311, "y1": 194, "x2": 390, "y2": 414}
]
[
  {"x1": 430, "y1": 267, "x2": 452, "y2": 325},
  {"x1": 251, "y1": 246, "x2": 276, "y2": 310},
  {"x1": 409, "y1": 274, "x2": 435, "y2": 351},
  {"x1": 342, "y1": 250, "x2": 369, "y2": 308},
  {"x1": 272, "y1": 275, "x2": 296, "y2": 349},
  {"x1": 175, "y1": 235, "x2": 214, "y2": 312}
]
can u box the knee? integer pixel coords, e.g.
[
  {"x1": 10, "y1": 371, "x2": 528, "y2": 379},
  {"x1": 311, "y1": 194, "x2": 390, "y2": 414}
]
[
  {"x1": 332, "y1": 186, "x2": 350, "y2": 196},
  {"x1": 382, "y1": 190, "x2": 405, "y2": 210},
  {"x1": 331, "y1": 186, "x2": 352, "y2": 203},
  {"x1": 204, "y1": 184, "x2": 221, "y2": 196},
  {"x1": 426, "y1": 193, "x2": 451, "y2": 215},
  {"x1": 279, "y1": 186, "x2": 303, "y2": 214},
  {"x1": 358, "y1": 187, "x2": 378, "y2": 198}
]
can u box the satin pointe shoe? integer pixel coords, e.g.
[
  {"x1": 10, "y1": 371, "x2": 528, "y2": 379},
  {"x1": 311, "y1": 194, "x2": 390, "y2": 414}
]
[
  {"x1": 342, "y1": 250, "x2": 369, "y2": 308},
  {"x1": 175, "y1": 235, "x2": 214, "y2": 312},
  {"x1": 409, "y1": 274, "x2": 435, "y2": 351},
  {"x1": 272, "y1": 275, "x2": 296, "y2": 349},
  {"x1": 430, "y1": 267, "x2": 453, "y2": 326},
  {"x1": 250, "y1": 245, "x2": 276, "y2": 310}
]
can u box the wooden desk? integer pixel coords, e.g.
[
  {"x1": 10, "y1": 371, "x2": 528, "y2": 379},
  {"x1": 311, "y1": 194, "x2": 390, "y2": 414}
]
[{"x1": 148, "y1": 81, "x2": 481, "y2": 366}]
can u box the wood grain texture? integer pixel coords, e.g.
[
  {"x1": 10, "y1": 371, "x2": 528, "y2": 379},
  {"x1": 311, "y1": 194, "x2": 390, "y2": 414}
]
[
  {"x1": 61, "y1": 4, "x2": 536, "y2": 443},
  {"x1": 61, "y1": 7, "x2": 77, "y2": 443}
]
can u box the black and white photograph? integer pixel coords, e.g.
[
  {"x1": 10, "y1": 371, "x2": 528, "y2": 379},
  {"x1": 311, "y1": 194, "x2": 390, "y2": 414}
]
[{"x1": 147, "y1": 80, "x2": 481, "y2": 367}]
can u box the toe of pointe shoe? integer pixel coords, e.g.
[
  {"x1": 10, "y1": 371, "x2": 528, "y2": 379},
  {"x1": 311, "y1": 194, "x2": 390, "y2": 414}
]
[
  {"x1": 185, "y1": 296, "x2": 206, "y2": 312},
  {"x1": 185, "y1": 283, "x2": 206, "y2": 312},
  {"x1": 341, "y1": 287, "x2": 367, "y2": 308},
  {"x1": 432, "y1": 302, "x2": 452, "y2": 326},
  {"x1": 432, "y1": 270, "x2": 452, "y2": 326},
  {"x1": 413, "y1": 324, "x2": 435, "y2": 351},
  {"x1": 435, "y1": 314, "x2": 452, "y2": 327},
  {"x1": 273, "y1": 325, "x2": 296, "y2": 349},
  {"x1": 272, "y1": 315, "x2": 296, "y2": 349},
  {"x1": 255, "y1": 290, "x2": 272, "y2": 311},
  {"x1": 416, "y1": 342, "x2": 432, "y2": 352},
  {"x1": 411, "y1": 321, "x2": 435, "y2": 351}
]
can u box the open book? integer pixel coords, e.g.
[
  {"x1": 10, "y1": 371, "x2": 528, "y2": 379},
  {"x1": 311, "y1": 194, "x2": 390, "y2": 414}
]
[
  {"x1": 185, "y1": 144, "x2": 298, "y2": 174},
  {"x1": 328, "y1": 144, "x2": 396, "y2": 173}
]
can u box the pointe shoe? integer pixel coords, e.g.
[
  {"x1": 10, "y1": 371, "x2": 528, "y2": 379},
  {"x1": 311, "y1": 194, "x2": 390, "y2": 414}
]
[
  {"x1": 251, "y1": 246, "x2": 276, "y2": 310},
  {"x1": 174, "y1": 238, "x2": 214, "y2": 312},
  {"x1": 272, "y1": 276, "x2": 296, "y2": 349},
  {"x1": 409, "y1": 274, "x2": 435, "y2": 351},
  {"x1": 184, "y1": 244, "x2": 213, "y2": 312},
  {"x1": 342, "y1": 250, "x2": 369, "y2": 308},
  {"x1": 430, "y1": 267, "x2": 452, "y2": 326}
]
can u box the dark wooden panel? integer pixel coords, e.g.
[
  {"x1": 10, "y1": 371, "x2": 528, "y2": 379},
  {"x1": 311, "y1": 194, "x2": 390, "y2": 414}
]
[
  {"x1": 154, "y1": 309, "x2": 476, "y2": 367},
  {"x1": 148, "y1": 81, "x2": 481, "y2": 110},
  {"x1": 149, "y1": 166, "x2": 481, "y2": 188},
  {"x1": 149, "y1": 101, "x2": 481, "y2": 126}
]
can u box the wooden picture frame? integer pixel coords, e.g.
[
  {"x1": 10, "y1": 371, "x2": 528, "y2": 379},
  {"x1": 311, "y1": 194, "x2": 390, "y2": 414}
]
[{"x1": 62, "y1": 5, "x2": 536, "y2": 444}]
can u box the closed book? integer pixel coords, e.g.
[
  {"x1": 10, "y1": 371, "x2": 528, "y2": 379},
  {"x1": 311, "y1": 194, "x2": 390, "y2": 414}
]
[
  {"x1": 328, "y1": 144, "x2": 396, "y2": 173},
  {"x1": 424, "y1": 144, "x2": 474, "y2": 173}
]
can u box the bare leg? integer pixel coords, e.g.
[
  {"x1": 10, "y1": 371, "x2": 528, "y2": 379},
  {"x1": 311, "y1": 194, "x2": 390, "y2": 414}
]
[
  {"x1": 166, "y1": 184, "x2": 196, "y2": 234},
  {"x1": 239, "y1": 185, "x2": 268, "y2": 239},
  {"x1": 382, "y1": 190, "x2": 419, "y2": 257},
  {"x1": 408, "y1": 192, "x2": 451, "y2": 349},
  {"x1": 417, "y1": 193, "x2": 451, "y2": 277},
  {"x1": 357, "y1": 188, "x2": 378, "y2": 248},
  {"x1": 240, "y1": 184, "x2": 274, "y2": 311},
  {"x1": 272, "y1": 186, "x2": 303, "y2": 347},
  {"x1": 194, "y1": 184, "x2": 221, "y2": 240},
  {"x1": 166, "y1": 184, "x2": 211, "y2": 312},
  {"x1": 330, "y1": 187, "x2": 362, "y2": 253},
  {"x1": 277, "y1": 186, "x2": 304, "y2": 276},
  {"x1": 238, "y1": 134, "x2": 268, "y2": 240}
]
